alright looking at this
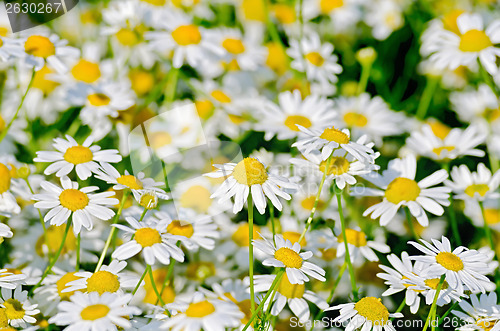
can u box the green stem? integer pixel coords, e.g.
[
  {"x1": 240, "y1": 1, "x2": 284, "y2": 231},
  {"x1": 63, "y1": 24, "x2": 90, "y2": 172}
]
[
  {"x1": 147, "y1": 265, "x2": 166, "y2": 307},
  {"x1": 165, "y1": 67, "x2": 179, "y2": 104},
  {"x1": 0, "y1": 68, "x2": 35, "y2": 143},
  {"x1": 131, "y1": 268, "x2": 148, "y2": 296},
  {"x1": 76, "y1": 233, "x2": 81, "y2": 272},
  {"x1": 156, "y1": 242, "x2": 180, "y2": 305},
  {"x1": 416, "y1": 77, "x2": 438, "y2": 120},
  {"x1": 248, "y1": 193, "x2": 256, "y2": 323},
  {"x1": 422, "y1": 274, "x2": 445, "y2": 331},
  {"x1": 138, "y1": 208, "x2": 147, "y2": 222},
  {"x1": 335, "y1": 183, "x2": 358, "y2": 301},
  {"x1": 438, "y1": 301, "x2": 459, "y2": 324},
  {"x1": 30, "y1": 220, "x2": 72, "y2": 294},
  {"x1": 242, "y1": 270, "x2": 285, "y2": 331},
  {"x1": 357, "y1": 63, "x2": 372, "y2": 95},
  {"x1": 25, "y1": 178, "x2": 51, "y2": 259},
  {"x1": 94, "y1": 191, "x2": 129, "y2": 272},
  {"x1": 297, "y1": 154, "x2": 332, "y2": 244},
  {"x1": 479, "y1": 201, "x2": 496, "y2": 256},
  {"x1": 404, "y1": 207, "x2": 418, "y2": 240},
  {"x1": 390, "y1": 299, "x2": 406, "y2": 321},
  {"x1": 263, "y1": 0, "x2": 284, "y2": 48}
]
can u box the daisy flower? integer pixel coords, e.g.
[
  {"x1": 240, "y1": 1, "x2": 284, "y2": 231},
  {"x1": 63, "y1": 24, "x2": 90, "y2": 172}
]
[
  {"x1": 331, "y1": 93, "x2": 407, "y2": 145},
  {"x1": 365, "y1": 0, "x2": 405, "y2": 40},
  {"x1": 112, "y1": 216, "x2": 185, "y2": 265},
  {"x1": 33, "y1": 176, "x2": 118, "y2": 234},
  {"x1": 210, "y1": 278, "x2": 252, "y2": 324},
  {"x1": 23, "y1": 33, "x2": 80, "y2": 73},
  {"x1": 452, "y1": 292, "x2": 500, "y2": 331},
  {"x1": 288, "y1": 32, "x2": 343, "y2": 87},
  {"x1": 254, "y1": 273, "x2": 328, "y2": 323},
  {"x1": 253, "y1": 234, "x2": 326, "y2": 284},
  {"x1": 49, "y1": 292, "x2": 140, "y2": 330},
  {"x1": 406, "y1": 124, "x2": 486, "y2": 161},
  {"x1": 360, "y1": 154, "x2": 451, "y2": 226},
  {"x1": 445, "y1": 163, "x2": 500, "y2": 202},
  {"x1": 255, "y1": 89, "x2": 336, "y2": 141},
  {"x1": 325, "y1": 296, "x2": 403, "y2": 331},
  {"x1": 291, "y1": 138, "x2": 379, "y2": 189},
  {"x1": 293, "y1": 125, "x2": 376, "y2": 163},
  {"x1": 423, "y1": 13, "x2": 500, "y2": 76},
  {"x1": 0, "y1": 286, "x2": 40, "y2": 328},
  {"x1": 0, "y1": 270, "x2": 26, "y2": 290},
  {"x1": 336, "y1": 228, "x2": 390, "y2": 263},
  {"x1": 63, "y1": 260, "x2": 139, "y2": 295},
  {"x1": 409, "y1": 236, "x2": 495, "y2": 295},
  {"x1": 156, "y1": 208, "x2": 219, "y2": 251},
  {"x1": 34, "y1": 135, "x2": 122, "y2": 180},
  {"x1": 0, "y1": 163, "x2": 20, "y2": 216},
  {"x1": 96, "y1": 162, "x2": 166, "y2": 194},
  {"x1": 302, "y1": 0, "x2": 361, "y2": 33},
  {"x1": 204, "y1": 157, "x2": 296, "y2": 214},
  {"x1": 161, "y1": 291, "x2": 243, "y2": 330},
  {"x1": 450, "y1": 84, "x2": 499, "y2": 127}
]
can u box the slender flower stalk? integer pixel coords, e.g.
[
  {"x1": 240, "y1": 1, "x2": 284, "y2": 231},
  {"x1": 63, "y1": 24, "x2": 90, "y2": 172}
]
[
  {"x1": 416, "y1": 76, "x2": 439, "y2": 119},
  {"x1": 405, "y1": 207, "x2": 419, "y2": 240},
  {"x1": 131, "y1": 268, "x2": 148, "y2": 297},
  {"x1": 248, "y1": 193, "x2": 256, "y2": 321},
  {"x1": 422, "y1": 274, "x2": 446, "y2": 331},
  {"x1": 25, "y1": 177, "x2": 50, "y2": 259}
]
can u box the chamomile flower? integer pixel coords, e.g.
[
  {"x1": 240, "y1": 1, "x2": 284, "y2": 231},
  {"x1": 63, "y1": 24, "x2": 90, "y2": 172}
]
[
  {"x1": 49, "y1": 292, "x2": 140, "y2": 330},
  {"x1": 0, "y1": 286, "x2": 40, "y2": 328},
  {"x1": 213, "y1": 28, "x2": 266, "y2": 71},
  {"x1": 452, "y1": 292, "x2": 500, "y2": 331},
  {"x1": 293, "y1": 125, "x2": 376, "y2": 163},
  {"x1": 112, "y1": 216, "x2": 185, "y2": 265},
  {"x1": 23, "y1": 33, "x2": 79, "y2": 73},
  {"x1": 253, "y1": 234, "x2": 326, "y2": 284},
  {"x1": 254, "y1": 273, "x2": 328, "y2": 323},
  {"x1": 406, "y1": 124, "x2": 486, "y2": 161},
  {"x1": 34, "y1": 135, "x2": 122, "y2": 180},
  {"x1": 0, "y1": 270, "x2": 26, "y2": 290},
  {"x1": 325, "y1": 296, "x2": 403, "y2": 331},
  {"x1": 205, "y1": 157, "x2": 296, "y2": 214},
  {"x1": 302, "y1": 0, "x2": 361, "y2": 33},
  {"x1": 445, "y1": 163, "x2": 500, "y2": 202},
  {"x1": 96, "y1": 162, "x2": 166, "y2": 194},
  {"x1": 409, "y1": 236, "x2": 494, "y2": 295},
  {"x1": 360, "y1": 154, "x2": 451, "y2": 227},
  {"x1": 365, "y1": 0, "x2": 405, "y2": 40},
  {"x1": 336, "y1": 228, "x2": 390, "y2": 263},
  {"x1": 33, "y1": 176, "x2": 118, "y2": 234},
  {"x1": 288, "y1": 32, "x2": 342, "y2": 87},
  {"x1": 256, "y1": 90, "x2": 336, "y2": 141},
  {"x1": 450, "y1": 84, "x2": 499, "y2": 127},
  {"x1": 161, "y1": 291, "x2": 243, "y2": 330},
  {"x1": 63, "y1": 260, "x2": 139, "y2": 295},
  {"x1": 0, "y1": 163, "x2": 20, "y2": 216}
]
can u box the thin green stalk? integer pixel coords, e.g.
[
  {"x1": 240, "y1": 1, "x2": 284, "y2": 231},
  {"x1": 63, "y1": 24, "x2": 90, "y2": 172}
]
[
  {"x1": 131, "y1": 268, "x2": 148, "y2": 296},
  {"x1": 31, "y1": 220, "x2": 72, "y2": 294},
  {"x1": 297, "y1": 154, "x2": 333, "y2": 244},
  {"x1": 0, "y1": 68, "x2": 35, "y2": 143},
  {"x1": 25, "y1": 178, "x2": 51, "y2": 259},
  {"x1": 479, "y1": 201, "x2": 496, "y2": 255},
  {"x1": 76, "y1": 233, "x2": 81, "y2": 272},
  {"x1": 335, "y1": 183, "x2": 358, "y2": 301},
  {"x1": 390, "y1": 299, "x2": 406, "y2": 321},
  {"x1": 138, "y1": 208, "x2": 147, "y2": 222},
  {"x1": 242, "y1": 270, "x2": 285, "y2": 331},
  {"x1": 404, "y1": 207, "x2": 418, "y2": 240},
  {"x1": 248, "y1": 193, "x2": 256, "y2": 323},
  {"x1": 438, "y1": 301, "x2": 459, "y2": 324},
  {"x1": 422, "y1": 274, "x2": 446, "y2": 331},
  {"x1": 357, "y1": 63, "x2": 372, "y2": 95},
  {"x1": 95, "y1": 191, "x2": 130, "y2": 272},
  {"x1": 147, "y1": 265, "x2": 166, "y2": 306},
  {"x1": 263, "y1": 0, "x2": 284, "y2": 48},
  {"x1": 157, "y1": 242, "x2": 181, "y2": 305},
  {"x1": 416, "y1": 76, "x2": 438, "y2": 120},
  {"x1": 165, "y1": 67, "x2": 179, "y2": 104}
]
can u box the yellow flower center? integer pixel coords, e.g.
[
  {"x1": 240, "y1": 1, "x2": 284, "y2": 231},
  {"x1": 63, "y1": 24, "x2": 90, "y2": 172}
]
[
  {"x1": 0, "y1": 308, "x2": 7, "y2": 328},
  {"x1": 150, "y1": 132, "x2": 172, "y2": 150},
  {"x1": 0, "y1": 115, "x2": 5, "y2": 133},
  {"x1": 273, "y1": 4, "x2": 296, "y2": 24},
  {"x1": 305, "y1": 52, "x2": 325, "y2": 67},
  {"x1": 442, "y1": 9, "x2": 465, "y2": 35},
  {"x1": 459, "y1": 30, "x2": 492, "y2": 52},
  {"x1": 115, "y1": 28, "x2": 140, "y2": 46},
  {"x1": 35, "y1": 225, "x2": 76, "y2": 256},
  {"x1": 139, "y1": 192, "x2": 158, "y2": 210},
  {"x1": 32, "y1": 65, "x2": 59, "y2": 94},
  {"x1": 87, "y1": 270, "x2": 120, "y2": 294},
  {"x1": 172, "y1": 25, "x2": 202, "y2": 46},
  {"x1": 319, "y1": 127, "x2": 350, "y2": 144},
  {"x1": 63, "y1": 145, "x2": 93, "y2": 165},
  {"x1": 71, "y1": 59, "x2": 101, "y2": 83},
  {"x1": 354, "y1": 297, "x2": 389, "y2": 325},
  {"x1": 232, "y1": 157, "x2": 268, "y2": 186},
  {"x1": 320, "y1": 248, "x2": 337, "y2": 261},
  {"x1": 343, "y1": 112, "x2": 368, "y2": 127},
  {"x1": 3, "y1": 299, "x2": 25, "y2": 320},
  {"x1": 300, "y1": 196, "x2": 326, "y2": 212},
  {"x1": 320, "y1": 0, "x2": 343, "y2": 13},
  {"x1": 477, "y1": 320, "x2": 497, "y2": 331},
  {"x1": 185, "y1": 300, "x2": 215, "y2": 318},
  {"x1": 319, "y1": 157, "x2": 350, "y2": 176},
  {"x1": 274, "y1": 247, "x2": 303, "y2": 268},
  {"x1": 432, "y1": 146, "x2": 455, "y2": 157},
  {"x1": 56, "y1": 272, "x2": 80, "y2": 300},
  {"x1": 232, "y1": 224, "x2": 261, "y2": 247},
  {"x1": 278, "y1": 273, "x2": 305, "y2": 298},
  {"x1": 186, "y1": 262, "x2": 215, "y2": 281},
  {"x1": 80, "y1": 304, "x2": 110, "y2": 320},
  {"x1": 211, "y1": 90, "x2": 231, "y2": 103},
  {"x1": 130, "y1": 70, "x2": 154, "y2": 96},
  {"x1": 117, "y1": 175, "x2": 143, "y2": 190},
  {"x1": 195, "y1": 99, "x2": 215, "y2": 120},
  {"x1": 465, "y1": 184, "x2": 490, "y2": 198},
  {"x1": 180, "y1": 185, "x2": 212, "y2": 213},
  {"x1": 483, "y1": 108, "x2": 500, "y2": 122},
  {"x1": 425, "y1": 278, "x2": 449, "y2": 290},
  {"x1": 284, "y1": 115, "x2": 312, "y2": 131},
  {"x1": 385, "y1": 177, "x2": 421, "y2": 204},
  {"x1": 141, "y1": 0, "x2": 166, "y2": 5},
  {"x1": 436, "y1": 252, "x2": 464, "y2": 271},
  {"x1": 24, "y1": 35, "x2": 55, "y2": 58},
  {"x1": 135, "y1": 228, "x2": 162, "y2": 247},
  {"x1": 242, "y1": 0, "x2": 266, "y2": 22},
  {"x1": 171, "y1": 0, "x2": 200, "y2": 8},
  {"x1": 266, "y1": 42, "x2": 288, "y2": 75},
  {"x1": 339, "y1": 229, "x2": 367, "y2": 247},
  {"x1": 167, "y1": 220, "x2": 194, "y2": 238},
  {"x1": 222, "y1": 38, "x2": 245, "y2": 55},
  {"x1": 282, "y1": 231, "x2": 307, "y2": 246},
  {"x1": 428, "y1": 121, "x2": 451, "y2": 139},
  {"x1": 59, "y1": 189, "x2": 89, "y2": 212},
  {"x1": 484, "y1": 209, "x2": 500, "y2": 225},
  {"x1": 0, "y1": 164, "x2": 11, "y2": 194},
  {"x1": 87, "y1": 93, "x2": 111, "y2": 106}
]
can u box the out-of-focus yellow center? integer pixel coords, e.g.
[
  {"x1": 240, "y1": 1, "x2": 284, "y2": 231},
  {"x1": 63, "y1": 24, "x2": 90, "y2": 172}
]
[
  {"x1": 36, "y1": 225, "x2": 76, "y2": 256},
  {"x1": 116, "y1": 28, "x2": 140, "y2": 46},
  {"x1": 442, "y1": 9, "x2": 465, "y2": 35},
  {"x1": 273, "y1": 4, "x2": 296, "y2": 24},
  {"x1": 232, "y1": 223, "x2": 261, "y2": 247},
  {"x1": 71, "y1": 59, "x2": 101, "y2": 83},
  {"x1": 56, "y1": 272, "x2": 80, "y2": 300},
  {"x1": 344, "y1": 112, "x2": 368, "y2": 127},
  {"x1": 278, "y1": 273, "x2": 305, "y2": 298},
  {"x1": 172, "y1": 25, "x2": 201, "y2": 46},
  {"x1": 284, "y1": 115, "x2": 312, "y2": 131},
  {"x1": 320, "y1": 0, "x2": 344, "y2": 13},
  {"x1": 300, "y1": 196, "x2": 326, "y2": 212},
  {"x1": 87, "y1": 93, "x2": 111, "y2": 106},
  {"x1": 130, "y1": 70, "x2": 154, "y2": 96},
  {"x1": 25, "y1": 35, "x2": 55, "y2": 58},
  {"x1": 167, "y1": 220, "x2": 194, "y2": 238},
  {"x1": 242, "y1": 0, "x2": 266, "y2": 22},
  {"x1": 339, "y1": 229, "x2": 367, "y2": 247},
  {"x1": 282, "y1": 231, "x2": 307, "y2": 246},
  {"x1": 211, "y1": 90, "x2": 231, "y2": 103},
  {"x1": 185, "y1": 300, "x2": 215, "y2": 318},
  {"x1": 195, "y1": 99, "x2": 215, "y2": 120},
  {"x1": 0, "y1": 164, "x2": 11, "y2": 194},
  {"x1": 80, "y1": 304, "x2": 110, "y2": 320},
  {"x1": 117, "y1": 175, "x2": 143, "y2": 190},
  {"x1": 222, "y1": 38, "x2": 245, "y2": 55},
  {"x1": 484, "y1": 209, "x2": 500, "y2": 225},
  {"x1": 305, "y1": 52, "x2": 325, "y2": 67},
  {"x1": 32, "y1": 65, "x2": 59, "y2": 94},
  {"x1": 459, "y1": 30, "x2": 492, "y2": 52},
  {"x1": 465, "y1": 184, "x2": 489, "y2": 198},
  {"x1": 432, "y1": 146, "x2": 454, "y2": 157},
  {"x1": 180, "y1": 185, "x2": 212, "y2": 213}
]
